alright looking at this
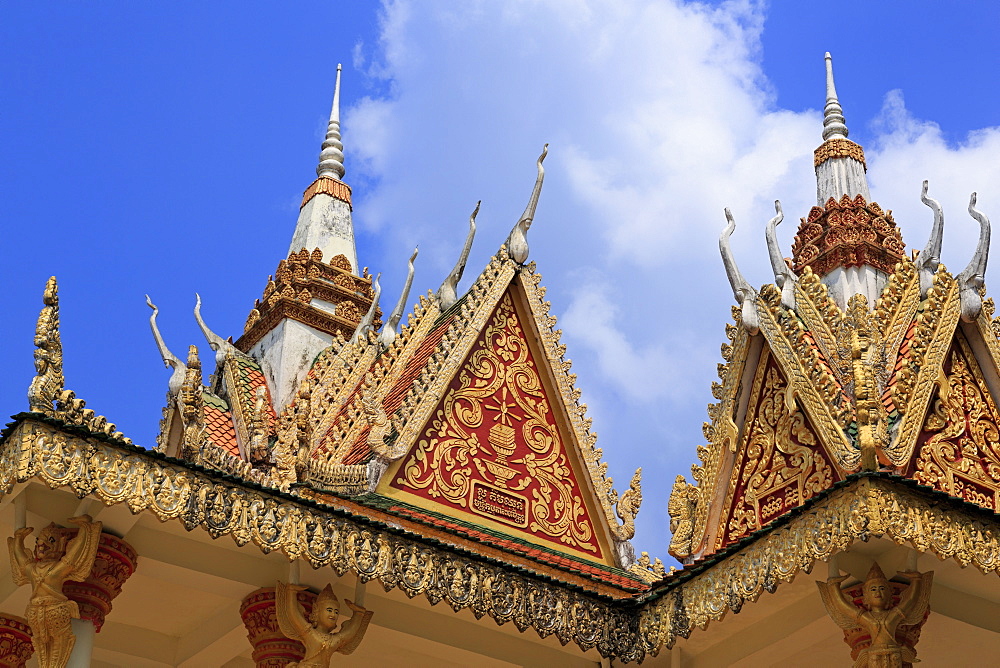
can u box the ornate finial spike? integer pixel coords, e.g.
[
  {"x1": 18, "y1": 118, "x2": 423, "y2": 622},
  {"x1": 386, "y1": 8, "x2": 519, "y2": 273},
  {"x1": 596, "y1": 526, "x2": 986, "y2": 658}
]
[
  {"x1": 28, "y1": 276, "x2": 65, "y2": 414},
  {"x1": 822, "y1": 52, "x2": 849, "y2": 141},
  {"x1": 317, "y1": 64, "x2": 346, "y2": 181},
  {"x1": 437, "y1": 201, "x2": 479, "y2": 310},
  {"x1": 958, "y1": 192, "x2": 991, "y2": 322},
  {"x1": 380, "y1": 248, "x2": 419, "y2": 348},
  {"x1": 507, "y1": 144, "x2": 548, "y2": 264},
  {"x1": 146, "y1": 295, "x2": 187, "y2": 397},
  {"x1": 917, "y1": 180, "x2": 945, "y2": 298}
]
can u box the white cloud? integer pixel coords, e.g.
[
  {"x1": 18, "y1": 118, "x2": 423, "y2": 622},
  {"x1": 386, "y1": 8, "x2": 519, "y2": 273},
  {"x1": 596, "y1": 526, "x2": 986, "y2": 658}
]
[{"x1": 346, "y1": 0, "x2": 1000, "y2": 560}]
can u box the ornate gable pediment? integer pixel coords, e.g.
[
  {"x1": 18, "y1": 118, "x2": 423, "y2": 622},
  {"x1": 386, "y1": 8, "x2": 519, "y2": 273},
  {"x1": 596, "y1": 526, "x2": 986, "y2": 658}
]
[{"x1": 375, "y1": 269, "x2": 624, "y2": 566}]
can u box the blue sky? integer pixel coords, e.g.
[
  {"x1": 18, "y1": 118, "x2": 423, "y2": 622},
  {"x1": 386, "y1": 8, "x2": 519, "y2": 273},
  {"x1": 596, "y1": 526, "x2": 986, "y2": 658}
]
[{"x1": 5, "y1": 1, "x2": 1000, "y2": 562}]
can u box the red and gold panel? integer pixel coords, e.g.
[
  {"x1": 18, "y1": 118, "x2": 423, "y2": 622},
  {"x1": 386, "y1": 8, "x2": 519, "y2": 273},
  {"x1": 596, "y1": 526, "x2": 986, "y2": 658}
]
[
  {"x1": 719, "y1": 351, "x2": 839, "y2": 548},
  {"x1": 909, "y1": 333, "x2": 1000, "y2": 510},
  {"x1": 383, "y1": 291, "x2": 604, "y2": 559}
]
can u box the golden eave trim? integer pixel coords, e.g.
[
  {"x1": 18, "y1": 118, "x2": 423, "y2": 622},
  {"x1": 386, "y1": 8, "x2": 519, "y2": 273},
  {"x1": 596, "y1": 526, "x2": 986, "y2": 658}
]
[
  {"x1": 638, "y1": 475, "x2": 1000, "y2": 653},
  {"x1": 1, "y1": 419, "x2": 645, "y2": 662}
]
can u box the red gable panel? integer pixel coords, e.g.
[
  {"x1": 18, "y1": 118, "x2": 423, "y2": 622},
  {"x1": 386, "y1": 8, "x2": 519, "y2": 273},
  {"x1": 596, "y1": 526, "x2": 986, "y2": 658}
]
[{"x1": 385, "y1": 290, "x2": 604, "y2": 560}]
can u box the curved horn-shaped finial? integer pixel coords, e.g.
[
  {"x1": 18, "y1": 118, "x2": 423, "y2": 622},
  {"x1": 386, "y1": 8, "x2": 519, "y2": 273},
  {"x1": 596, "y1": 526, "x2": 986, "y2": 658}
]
[
  {"x1": 352, "y1": 273, "x2": 382, "y2": 344},
  {"x1": 958, "y1": 192, "x2": 992, "y2": 322},
  {"x1": 721, "y1": 209, "x2": 759, "y2": 334},
  {"x1": 438, "y1": 201, "x2": 479, "y2": 310},
  {"x1": 194, "y1": 293, "x2": 243, "y2": 368},
  {"x1": 146, "y1": 295, "x2": 187, "y2": 397},
  {"x1": 380, "y1": 248, "x2": 419, "y2": 348},
  {"x1": 508, "y1": 144, "x2": 548, "y2": 264},
  {"x1": 916, "y1": 180, "x2": 945, "y2": 298},
  {"x1": 764, "y1": 200, "x2": 796, "y2": 310}
]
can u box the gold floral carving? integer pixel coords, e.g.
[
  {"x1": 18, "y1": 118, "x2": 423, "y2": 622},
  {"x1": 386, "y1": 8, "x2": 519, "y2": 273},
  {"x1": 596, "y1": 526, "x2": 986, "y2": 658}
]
[
  {"x1": 813, "y1": 138, "x2": 866, "y2": 168},
  {"x1": 912, "y1": 336, "x2": 1000, "y2": 508},
  {"x1": 3, "y1": 420, "x2": 641, "y2": 661},
  {"x1": 394, "y1": 293, "x2": 600, "y2": 554},
  {"x1": 719, "y1": 358, "x2": 833, "y2": 547}
]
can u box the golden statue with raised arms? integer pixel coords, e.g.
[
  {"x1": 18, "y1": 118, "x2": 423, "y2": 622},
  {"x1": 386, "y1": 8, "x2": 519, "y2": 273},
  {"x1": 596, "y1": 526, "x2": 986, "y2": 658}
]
[
  {"x1": 8, "y1": 514, "x2": 102, "y2": 668},
  {"x1": 276, "y1": 581, "x2": 373, "y2": 666},
  {"x1": 816, "y1": 562, "x2": 933, "y2": 668}
]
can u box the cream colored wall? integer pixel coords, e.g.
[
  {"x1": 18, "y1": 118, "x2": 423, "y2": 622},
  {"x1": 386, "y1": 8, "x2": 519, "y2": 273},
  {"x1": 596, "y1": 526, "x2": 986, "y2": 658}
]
[
  {"x1": 647, "y1": 538, "x2": 1000, "y2": 667},
  {"x1": 0, "y1": 482, "x2": 605, "y2": 668}
]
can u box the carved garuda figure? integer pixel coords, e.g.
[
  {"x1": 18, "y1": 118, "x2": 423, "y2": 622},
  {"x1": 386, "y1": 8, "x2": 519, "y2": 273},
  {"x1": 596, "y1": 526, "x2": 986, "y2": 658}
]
[
  {"x1": 8, "y1": 515, "x2": 103, "y2": 668},
  {"x1": 817, "y1": 562, "x2": 933, "y2": 668},
  {"x1": 275, "y1": 581, "x2": 373, "y2": 666}
]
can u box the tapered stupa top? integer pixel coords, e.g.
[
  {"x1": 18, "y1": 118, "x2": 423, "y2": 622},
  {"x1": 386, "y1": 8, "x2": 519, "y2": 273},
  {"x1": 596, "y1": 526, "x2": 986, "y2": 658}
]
[
  {"x1": 317, "y1": 64, "x2": 345, "y2": 180},
  {"x1": 822, "y1": 52, "x2": 849, "y2": 141}
]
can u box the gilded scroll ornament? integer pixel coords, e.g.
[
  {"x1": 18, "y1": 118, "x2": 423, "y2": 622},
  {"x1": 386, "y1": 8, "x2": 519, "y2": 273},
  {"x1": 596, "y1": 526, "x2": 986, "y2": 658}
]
[
  {"x1": 275, "y1": 581, "x2": 373, "y2": 666},
  {"x1": 8, "y1": 515, "x2": 102, "y2": 668},
  {"x1": 720, "y1": 359, "x2": 834, "y2": 547},
  {"x1": 817, "y1": 562, "x2": 933, "y2": 667},
  {"x1": 393, "y1": 293, "x2": 600, "y2": 556},
  {"x1": 913, "y1": 337, "x2": 1000, "y2": 509}
]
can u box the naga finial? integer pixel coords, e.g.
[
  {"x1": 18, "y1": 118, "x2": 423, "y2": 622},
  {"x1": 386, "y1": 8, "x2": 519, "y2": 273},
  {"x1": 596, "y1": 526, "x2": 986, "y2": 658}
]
[
  {"x1": 437, "y1": 201, "x2": 479, "y2": 310},
  {"x1": 194, "y1": 293, "x2": 244, "y2": 368},
  {"x1": 822, "y1": 52, "x2": 849, "y2": 141},
  {"x1": 146, "y1": 295, "x2": 187, "y2": 398},
  {"x1": 916, "y1": 180, "x2": 945, "y2": 299},
  {"x1": 317, "y1": 64, "x2": 345, "y2": 181},
  {"x1": 352, "y1": 273, "x2": 382, "y2": 344},
  {"x1": 957, "y1": 192, "x2": 991, "y2": 322},
  {"x1": 28, "y1": 276, "x2": 65, "y2": 414},
  {"x1": 507, "y1": 144, "x2": 548, "y2": 264},
  {"x1": 720, "y1": 209, "x2": 760, "y2": 334},
  {"x1": 379, "y1": 248, "x2": 418, "y2": 348},
  {"x1": 764, "y1": 200, "x2": 796, "y2": 310}
]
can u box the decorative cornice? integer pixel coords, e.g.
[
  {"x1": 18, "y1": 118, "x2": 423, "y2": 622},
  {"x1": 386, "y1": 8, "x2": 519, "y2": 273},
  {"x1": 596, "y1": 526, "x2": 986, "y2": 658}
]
[
  {"x1": 301, "y1": 177, "x2": 352, "y2": 210},
  {"x1": 814, "y1": 138, "x2": 866, "y2": 169},
  {"x1": 791, "y1": 194, "x2": 906, "y2": 277},
  {"x1": 1, "y1": 419, "x2": 644, "y2": 662},
  {"x1": 237, "y1": 248, "x2": 377, "y2": 351}
]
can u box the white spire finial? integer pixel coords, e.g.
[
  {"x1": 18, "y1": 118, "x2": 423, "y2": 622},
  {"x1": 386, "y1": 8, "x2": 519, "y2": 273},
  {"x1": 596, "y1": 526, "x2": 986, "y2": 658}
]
[
  {"x1": 317, "y1": 64, "x2": 345, "y2": 180},
  {"x1": 822, "y1": 52, "x2": 849, "y2": 141}
]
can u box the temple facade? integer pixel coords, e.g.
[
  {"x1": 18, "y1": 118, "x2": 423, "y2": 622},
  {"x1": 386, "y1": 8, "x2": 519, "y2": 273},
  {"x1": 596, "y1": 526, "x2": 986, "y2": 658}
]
[{"x1": 2, "y1": 53, "x2": 1000, "y2": 667}]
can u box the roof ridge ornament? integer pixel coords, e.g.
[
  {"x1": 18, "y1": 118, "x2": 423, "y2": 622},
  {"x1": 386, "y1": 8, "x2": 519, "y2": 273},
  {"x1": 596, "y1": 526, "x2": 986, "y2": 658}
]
[
  {"x1": 437, "y1": 201, "x2": 479, "y2": 310},
  {"x1": 507, "y1": 144, "x2": 548, "y2": 264},
  {"x1": 720, "y1": 209, "x2": 760, "y2": 334},
  {"x1": 957, "y1": 192, "x2": 991, "y2": 322},
  {"x1": 916, "y1": 180, "x2": 945, "y2": 298},
  {"x1": 194, "y1": 293, "x2": 247, "y2": 368},
  {"x1": 380, "y1": 247, "x2": 419, "y2": 349},
  {"x1": 822, "y1": 52, "x2": 849, "y2": 141},
  {"x1": 317, "y1": 64, "x2": 345, "y2": 181},
  {"x1": 764, "y1": 200, "x2": 797, "y2": 310},
  {"x1": 352, "y1": 273, "x2": 382, "y2": 344},
  {"x1": 145, "y1": 295, "x2": 187, "y2": 398}
]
